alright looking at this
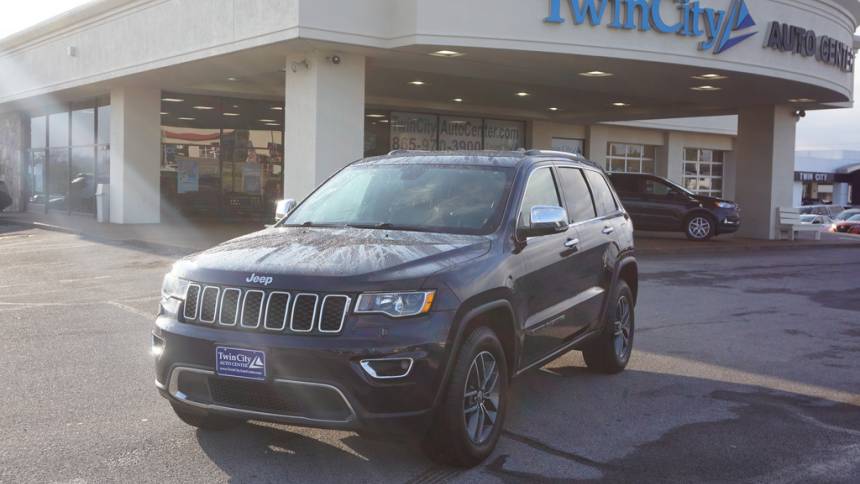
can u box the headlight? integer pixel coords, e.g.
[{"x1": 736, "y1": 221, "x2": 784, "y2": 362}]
[
  {"x1": 161, "y1": 273, "x2": 190, "y2": 301},
  {"x1": 715, "y1": 201, "x2": 735, "y2": 209},
  {"x1": 355, "y1": 291, "x2": 436, "y2": 318}
]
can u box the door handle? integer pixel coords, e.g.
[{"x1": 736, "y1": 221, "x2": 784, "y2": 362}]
[
  {"x1": 564, "y1": 238, "x2": 580, "y2": 248},
  {"x1": 602, "y1": 226, "x2": 615, "y2": 235}
]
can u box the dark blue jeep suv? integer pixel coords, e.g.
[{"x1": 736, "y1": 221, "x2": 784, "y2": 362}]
[{"x1": 153, "y1": 150, "x2": 638, "y2": 466}]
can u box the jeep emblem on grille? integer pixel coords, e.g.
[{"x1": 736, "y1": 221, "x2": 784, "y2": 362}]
[{"x1": 245, "y1": 273, "x2": 274, "y2": 286}]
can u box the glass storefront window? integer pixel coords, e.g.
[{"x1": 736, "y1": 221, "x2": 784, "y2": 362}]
[
  {"x1": 72, "y1": 108, "x2": 96, "y2": 146},
  {"x1": 683, "y1": 148, "x2": 726, "y2": 197},
  {"x1": 160, "y1": 93, "x2": 284, "y2": 219},
  {"x1": 606, "y1": 143, "x2": 658, "y2": 174},
  {"x1": 367, "y1": 111, "x2": 525, "y2": 156},
  {"x1": 25, "y1": 99, "x2": 110, "y2": 214},
  {"x1": 31, "y1": 117, "x2": 46, "y2": 149},
  {"x1": 49, "y1": 112, "x2": 69, "y2": 147}
]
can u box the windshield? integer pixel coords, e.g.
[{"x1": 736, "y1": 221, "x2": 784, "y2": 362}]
[
  {"x1": 849, "y1": 214, "x2": 860, "y2": 222},
  {"x1": 836, "y1": 210, "x2": 860, "y2": 221},
  {"x1": 282, "y1": 163, "x2": 515, "y2": 235}
]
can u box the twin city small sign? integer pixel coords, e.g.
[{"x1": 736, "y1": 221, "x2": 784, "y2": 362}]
[{"x1": 544, "y1": 0, "x2": 855, "y2": 72}]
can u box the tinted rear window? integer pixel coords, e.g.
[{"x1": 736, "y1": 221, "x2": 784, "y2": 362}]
[
  {"x1": 609, "y1": 174, "x2": 640, "y2": 194},
  {"x1": 585, "y1": 171, "x2": 618, "y2": 217},
  {"x1": 558, "y1": 167, "x2": 597, "y2": 223}
]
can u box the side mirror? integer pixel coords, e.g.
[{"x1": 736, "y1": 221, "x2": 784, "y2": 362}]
[
  {"x1": 524, "y1": 205, "x2": 568, "y2": 238},
  {"x1": 275, "y1": 199, "x2": 297, "y2": 222}
]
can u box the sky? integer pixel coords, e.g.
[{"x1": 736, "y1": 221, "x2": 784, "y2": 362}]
[{"x1": 0, "y1": 3, "x2": 857, "y2": 152}]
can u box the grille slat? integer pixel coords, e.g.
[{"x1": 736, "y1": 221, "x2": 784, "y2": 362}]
[
  {"x1": 183, "y1": 284, "x2": 201, "y2": 321},
  {"x1": 290, "y1": 294, "x2": 318, "y2": 332},
  {"x1": 319, "y1": 295, "x2": 350, "y2": 333},
  {"x1": 199, "y1": 286, "x2": 219, "y2": 323},
  {"x1": 241, "y1": 290, "x2": 265, "y2": 328},
  {"x1": 182, "y1": 284, "x2": 346, "y2": 335},
  {"x1": 219, "y1": 288, "x2": 241, "y2": 326},
  {"x1": 264, "y1": 292, "x2": 290, "y2": 331}
]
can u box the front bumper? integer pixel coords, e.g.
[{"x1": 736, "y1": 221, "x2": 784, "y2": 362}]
[
  {"x1": 715, "y1": 209, "x2": 742, "y2": 234},
  {"x1": 153, "y1": 311, "x2": 454, "y2": 435}
]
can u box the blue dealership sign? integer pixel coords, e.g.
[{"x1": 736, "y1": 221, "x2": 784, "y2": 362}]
[
  {"x1": 215, "y1": 346, "x2": 267, "y2": 381},
  {"x1": 544, "y1": 0, "x2": 757, "y2": 55}
]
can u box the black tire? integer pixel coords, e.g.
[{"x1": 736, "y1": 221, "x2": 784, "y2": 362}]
[
  {"x1": 685, "y1": 213, "x2": 716, "y2": 241},
  {"x1": 170, "y1": 402, "x2": 243, "y2": 431},
  {"x1": 583, "y1": 280, "x2": 635, "y2": 374},
  {"x1": 422, "y1": 327, "x2": 508, "y2": 467}
]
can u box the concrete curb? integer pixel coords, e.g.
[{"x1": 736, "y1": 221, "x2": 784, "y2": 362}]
[
  {"x1": 636, "y1": 241, "x2": 860, "y2": 256},
  {"x1": 0, "y1": 217, "x2": 197, "y2": 256}
]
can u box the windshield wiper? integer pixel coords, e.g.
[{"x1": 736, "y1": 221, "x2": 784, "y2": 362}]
[{"x1": 346, "y1": 222, "x2": 396, "y2": 230}]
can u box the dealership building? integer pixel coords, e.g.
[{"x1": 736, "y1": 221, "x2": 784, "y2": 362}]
[{"x1": 0, "y1": 0, "x2": 858, "y2": 239}]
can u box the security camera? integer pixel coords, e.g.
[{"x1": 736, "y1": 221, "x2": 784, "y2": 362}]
[
  {"x1": 329, "y1": 55, "x2": 342, "y2": 65},
  {"x1": 794, "y1": 109, "x2": 806, "y2": 119}
]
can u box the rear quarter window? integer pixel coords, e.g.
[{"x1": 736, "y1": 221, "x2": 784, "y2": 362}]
[{"x1": 584, "y1": 170, "x2": 618, "y2": 217}]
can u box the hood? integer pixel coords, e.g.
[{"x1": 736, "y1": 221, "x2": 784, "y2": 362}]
[
  {"x1": 173, "y1": 227, "x2": 492, "y2": 288},
  {"x1": 692, "y1": 194, "x2": 735, "y2": 205}
]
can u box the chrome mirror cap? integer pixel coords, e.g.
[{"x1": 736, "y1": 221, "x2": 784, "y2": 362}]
[
  {"x1": 527, "y1": 205, "x2": 568, "y2": 237},
  {"x1": 275, "y1": 199, "x2": 297, "y2": 222}
]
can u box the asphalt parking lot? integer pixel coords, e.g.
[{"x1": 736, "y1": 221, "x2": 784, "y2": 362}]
[{"x1": 1, "y1": 224, "x2": 858, "y2": 483}]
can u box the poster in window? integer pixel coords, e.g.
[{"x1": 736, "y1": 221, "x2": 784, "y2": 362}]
[
  {"x1": 438, "y1": 116, "x2": 483, "y2": 151},
  {"x1": 390, "y1": 112, "x2": 438, "y2": 151},
  {"x1": 242, "y1": 163, "x2": 262, "y2": 194},
  {"x1": 484, "y1": 119, "x2": 523, "y2": 150},
  {"x1": 551, "y1": 138, "x2": 584, "y2": 155},
  {"x1": 177, "y1": 158, "x2": 199, "y2": 194}
]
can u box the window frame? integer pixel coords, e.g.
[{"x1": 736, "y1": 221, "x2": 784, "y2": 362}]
[
  {"x1": 683, "y1": 147, "x2": 725, "y2": 198},
  {"x1": 606, "y1": 142, "x2": 658, "y2": 174},
  {"x1": 555, "y1": 165, "x2": 598, "y2": 224},
  {"x1": 514, "y1": 164, "x2": 563, "y2": 236}
]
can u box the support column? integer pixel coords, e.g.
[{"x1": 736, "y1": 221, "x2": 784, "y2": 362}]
[
  {"x1": 284, "y1": 51, "x2": 365, "y2": 201},
  {"x1": 109, "y1": 87, "x2": 161, "y2": 224},
  {"x1": 734, "y1": 105, "x2": 796, "y2": 239},
  {"x1": 586, "y1": 125, "x2": 609, "y2": 169},
  {"x1": 658, "y1": 131, "x2": 684, "y2": 183}
]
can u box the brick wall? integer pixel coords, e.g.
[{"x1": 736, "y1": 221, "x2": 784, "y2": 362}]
[{"x1": 0, "y1": 112, "x2": 25, "y2": 212}]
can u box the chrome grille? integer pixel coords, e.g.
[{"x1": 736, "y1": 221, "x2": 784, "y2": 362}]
[{"x1": 181, "y1": 284, "x2": 349, "y2": 335}]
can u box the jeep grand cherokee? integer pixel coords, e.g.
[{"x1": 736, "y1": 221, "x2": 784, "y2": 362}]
[{"x1": 153, "y1": 150, "x2": 638, "y2": 467}]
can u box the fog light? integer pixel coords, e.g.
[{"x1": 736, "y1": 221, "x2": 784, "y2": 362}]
[
  {"x1": 360, "y1": 358, "x2": 414, "y2": 379},
  {"x1": 151, "y1": 334, "x2": 165, "y2": 357}
]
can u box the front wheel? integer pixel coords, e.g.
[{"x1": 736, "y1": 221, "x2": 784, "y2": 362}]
[
  {"x1": 583, "y1": 280, "x2": 635, "y2": 374},
  {"x1": 422, "y1": 327, "x2": 508, "y2": 467},
  {"x1": 685, "y1": 214, "x2": 716, "y2": 241}
]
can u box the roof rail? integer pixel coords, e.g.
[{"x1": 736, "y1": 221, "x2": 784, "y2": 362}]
[
  {"x1": 387, "y1": 149, "x2": 435, "y2": 156},
  {"x1": 525, "y1": 149, "x2": 584, "y2": 161}
]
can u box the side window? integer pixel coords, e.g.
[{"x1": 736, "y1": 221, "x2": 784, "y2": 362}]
[
  {"x1": 644, "y1": 178, "x2": 673, "y2": 196},
  {"x1": 558, "y1": 167, "x2": 597, "y2": 223},
  {"x1": 584, "y1": 170, "x2": 618, "y2": 217},
  {"x1": 519, "y1": 168, "x2": 561, "y2": 228},
  {"x1": 609, "y1": 174, "x2": 640, "y2": 195}
]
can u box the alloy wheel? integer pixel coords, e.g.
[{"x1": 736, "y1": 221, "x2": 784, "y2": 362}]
[
  {"x1": 463, "y1": 351, "x2": 500, "y2": 445},
  {"x1": 688, "y1": 216, "x2": 711, "y2": 239},
  {"x1": 612, "y1": 295, "x2": 633, "y2": 360}
]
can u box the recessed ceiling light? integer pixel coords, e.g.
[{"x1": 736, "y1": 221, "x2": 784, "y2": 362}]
[
  {"x1": 611, "y1": 102, "x2": 630, "y2": 107},
  {"x1": 265, "y1": 122, "x2": 280, "y2": 127},
  {"x1": 271, "y1": 106, "x2": 284, "y2": 111},
  {"x1": 258, "y1": 119, "x2": 277, "y2": 123},
  {"x1": 692, "y1": 73, "x2": 727, "y2": 80},
  {"x1": 161, "y1": 97, "x2": 184, "y2": 103},
  {"x1": 177, "y1": 117, "x2": 196, "y2": 121},
  {"x1": 516, "y1": 92, "x2": 530, "y2": 97},
  {"x1": 160, "y1": 112, "x2": 168, "y2": 116},
  {"x1": 366, "y1": 114, "x2": 386, "y2": 118},
  {"x1": 223, "y1": 112, "x2": 240, "y2": 117},
  {"x1": 409, "y1": 80, "x2": 427, "y2": 86},
  {"x1": 429, "y1": 50, "x2": 465, "y2": 58},
  {"x1": 380, "y1": 119, "x2": 389, "y2": 123},
  {"x1": 452, "y1": 98, "x2": 464, "y2": 103},
  {"x1": 788, "y1": 98, "x2": 816, "y2": 103},
  {"x1": 579, "y1": 71, "x2": 613, "y2": 78},
  {"x1": 226, "y1": 77, "x2": 240, "y2": 81},
  {"x1": 690, "y1": 85, "x2": 722, "y2": 92},
  {"x1": 193, "y1": 105, "x2": 215, "y2": 110},
  {"x1": 548, "y1": 107, "x2": 560, "y2": 111}
]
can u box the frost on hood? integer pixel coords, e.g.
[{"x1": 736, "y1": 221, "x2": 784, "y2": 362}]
[{"x1": 177, "y1": 227, "x2": 491, "y2": 278}]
